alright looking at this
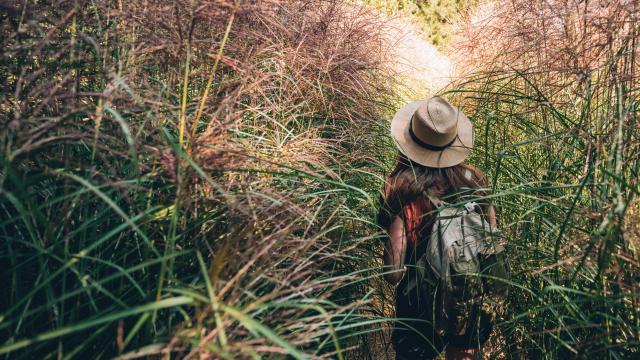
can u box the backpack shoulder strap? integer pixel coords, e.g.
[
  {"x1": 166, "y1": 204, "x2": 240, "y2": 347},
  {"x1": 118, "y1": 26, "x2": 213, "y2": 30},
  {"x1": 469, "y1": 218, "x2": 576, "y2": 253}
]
[{"x1": 423, "y1": 191, "x2": 445, "y2": 208}]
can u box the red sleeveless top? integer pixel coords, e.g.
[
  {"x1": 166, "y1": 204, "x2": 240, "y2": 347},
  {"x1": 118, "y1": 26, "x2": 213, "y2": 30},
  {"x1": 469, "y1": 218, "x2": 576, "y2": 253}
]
[{"x1": 402, "y1": 196, "x2": 436, "y2": 251}]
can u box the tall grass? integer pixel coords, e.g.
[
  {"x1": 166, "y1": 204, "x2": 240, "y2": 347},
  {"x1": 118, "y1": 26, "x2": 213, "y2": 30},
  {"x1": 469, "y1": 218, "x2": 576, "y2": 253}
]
[
  {"x1": 446, "y1": 0, "x2": 640, "y2": 357},
  {"x1": 2, "y1": 0, "x2": 639, "y2": 358},
  {"x1": 364, "y1": 0, "x2": 479, "y2": 47},
  {"x1": 0, "y1": 1, "x2": 398, "y2": 358}
]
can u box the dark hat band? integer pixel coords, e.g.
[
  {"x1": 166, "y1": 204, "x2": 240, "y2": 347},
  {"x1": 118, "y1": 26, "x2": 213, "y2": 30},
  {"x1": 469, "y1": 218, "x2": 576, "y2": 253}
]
[{"x1": 409, "y1": 118, "x2": 457, "y2": 151}]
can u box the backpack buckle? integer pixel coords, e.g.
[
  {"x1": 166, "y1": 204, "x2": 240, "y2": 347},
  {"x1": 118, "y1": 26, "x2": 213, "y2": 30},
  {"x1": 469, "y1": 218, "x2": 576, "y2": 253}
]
[{"x1": 464, "y1": 202, "x2": 479, "y2": 213}]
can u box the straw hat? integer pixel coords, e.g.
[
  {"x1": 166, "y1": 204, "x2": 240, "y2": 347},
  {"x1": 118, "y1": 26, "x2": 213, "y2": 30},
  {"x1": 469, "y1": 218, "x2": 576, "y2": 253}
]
[{"x1": 390, "y1": 96, "x2": 473, "y2": 168}]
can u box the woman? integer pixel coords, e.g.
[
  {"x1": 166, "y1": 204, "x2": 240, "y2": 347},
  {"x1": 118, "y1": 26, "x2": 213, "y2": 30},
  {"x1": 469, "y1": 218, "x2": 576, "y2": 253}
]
[{"x1": 379, "y1": 97, "x2": 496, "y2": 360}]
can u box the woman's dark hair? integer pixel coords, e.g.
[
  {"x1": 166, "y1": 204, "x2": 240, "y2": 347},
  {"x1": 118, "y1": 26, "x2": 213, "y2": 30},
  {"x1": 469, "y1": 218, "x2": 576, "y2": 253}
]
[{"x1": 378, "y1": 153, "x2": 489, "y2": 245}]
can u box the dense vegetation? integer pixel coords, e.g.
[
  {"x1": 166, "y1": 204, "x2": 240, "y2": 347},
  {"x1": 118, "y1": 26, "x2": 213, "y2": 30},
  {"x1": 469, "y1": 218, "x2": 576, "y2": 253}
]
[
  {"x1": 366, "y1": 0, "x2": 479, "y2": 47},
  {"x1": 1, "y1": 1, "x2": 396, "y2": 358},
  {"x1": 1, "y1": 0, "x2": 638, "y2": 359},
  {"x1": 451, "y1": 1, "x2": 640, "y2": 357}
]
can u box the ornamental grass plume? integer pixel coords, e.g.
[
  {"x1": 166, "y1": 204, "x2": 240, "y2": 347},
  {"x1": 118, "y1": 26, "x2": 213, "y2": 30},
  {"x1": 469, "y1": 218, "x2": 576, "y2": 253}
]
[
  {"x1": 445, "y1": 0, "x2": 640, "y2": 357},
  {"x1": 0, "y1": 0, "x2": 399, "y2": 358}
]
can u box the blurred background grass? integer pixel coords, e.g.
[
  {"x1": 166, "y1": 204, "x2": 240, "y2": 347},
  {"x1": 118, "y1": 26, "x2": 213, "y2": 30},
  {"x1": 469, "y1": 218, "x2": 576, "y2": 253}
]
[
  {"x1": 1, "y1": 0, "x2": 639, "y2": 359},
  {"x1": 365, "y1": 0, "x2": 479, "y2": 48}
]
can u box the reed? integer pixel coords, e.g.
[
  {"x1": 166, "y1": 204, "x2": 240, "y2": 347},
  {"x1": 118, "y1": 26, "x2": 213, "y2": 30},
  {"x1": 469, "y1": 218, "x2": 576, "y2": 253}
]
[
  {"x1": 445, "y1": 0, "x2": 640, "y2": 357},
  {"x1": 0, "y1": 0, "x2": 396, "y2": 358}
]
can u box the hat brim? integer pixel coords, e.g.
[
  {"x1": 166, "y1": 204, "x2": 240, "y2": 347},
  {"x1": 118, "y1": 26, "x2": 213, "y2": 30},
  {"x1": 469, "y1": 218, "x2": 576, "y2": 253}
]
[{"x1": 390, "y1": 100, "x2": 473, "y2": 168}]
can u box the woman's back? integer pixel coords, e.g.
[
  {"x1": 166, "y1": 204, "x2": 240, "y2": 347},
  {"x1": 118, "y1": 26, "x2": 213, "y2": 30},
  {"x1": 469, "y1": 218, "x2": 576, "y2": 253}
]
[
  {"x1": 382, "y1": 96, "x2": 494, "y2": 359},
  {"x1": 379, "y1": 158, "x2": 490, "y2": 248},
  {"x1": 380, "y1": 160, "x2": 495, "y2": 360}
]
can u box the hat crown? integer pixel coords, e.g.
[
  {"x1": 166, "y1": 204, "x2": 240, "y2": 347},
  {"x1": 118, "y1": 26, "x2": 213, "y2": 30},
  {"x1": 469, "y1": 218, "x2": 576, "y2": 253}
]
[
  {"x1": 411, "y1": 96, "x2": 459, "y2": 146},
  {"x1": 389, "y1": 96, "x2": 472, "y2": 168}
]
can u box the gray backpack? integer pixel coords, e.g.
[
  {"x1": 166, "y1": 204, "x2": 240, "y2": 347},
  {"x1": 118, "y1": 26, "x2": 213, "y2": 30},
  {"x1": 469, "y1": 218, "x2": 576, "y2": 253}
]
[{"x1": 404, "y1": 192, "x2": 509, "y2": 337}]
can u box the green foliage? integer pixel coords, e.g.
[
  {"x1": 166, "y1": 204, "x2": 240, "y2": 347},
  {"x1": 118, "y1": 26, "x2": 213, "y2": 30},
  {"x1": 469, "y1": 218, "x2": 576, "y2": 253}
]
[
  {"x1": 451, "y1": 71, "x2": 640, "y2": 356},
  {"x1": 0, "y1": 0, "x2": 397, "y2": 358},
  {"x1": 364, "y1": 0, "x2": 479, "y2": 47}
]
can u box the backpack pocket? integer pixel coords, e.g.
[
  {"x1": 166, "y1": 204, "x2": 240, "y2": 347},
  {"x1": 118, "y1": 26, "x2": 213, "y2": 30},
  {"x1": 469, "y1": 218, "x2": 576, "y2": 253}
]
[{"x1": 449, "y1": 241, "x2": 481, "y2": 274}]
